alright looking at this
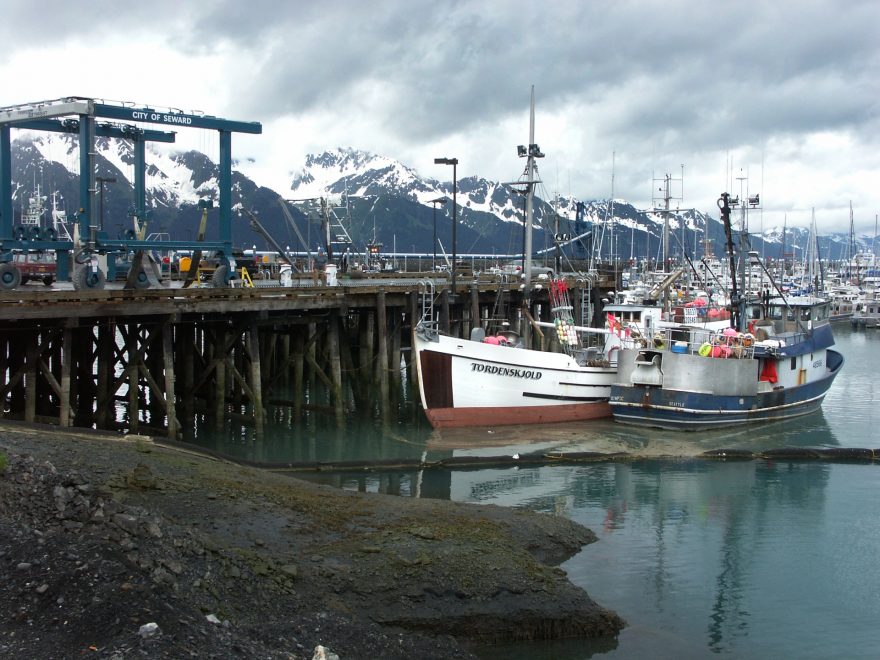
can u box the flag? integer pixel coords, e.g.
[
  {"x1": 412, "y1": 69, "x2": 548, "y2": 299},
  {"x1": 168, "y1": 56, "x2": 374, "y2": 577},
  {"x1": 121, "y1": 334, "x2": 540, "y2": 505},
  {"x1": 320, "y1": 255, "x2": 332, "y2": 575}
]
[{"x1": 606, "y1": 313, "x2": 621, "y2": 335}]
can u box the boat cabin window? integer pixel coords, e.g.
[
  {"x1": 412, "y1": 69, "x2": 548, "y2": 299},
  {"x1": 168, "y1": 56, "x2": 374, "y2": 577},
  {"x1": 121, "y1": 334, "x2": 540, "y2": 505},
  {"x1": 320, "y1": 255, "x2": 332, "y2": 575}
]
[
  {"x1": 799, "y1": 308, "x2": 811, "y2": 321},
  {"x1": 791, "y1": 357, "x2": 797, "y2": 371},
  {"x1": 768, "y1": 305, "x2": 784, "y2": 320},
  {"x1": 748, "y1": 307, "x2": 763, "y2": 320}
]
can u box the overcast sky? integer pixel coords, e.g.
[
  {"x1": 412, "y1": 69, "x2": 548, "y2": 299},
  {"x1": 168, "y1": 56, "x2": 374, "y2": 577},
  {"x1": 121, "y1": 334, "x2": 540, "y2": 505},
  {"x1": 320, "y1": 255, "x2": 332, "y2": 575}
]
[{"x1": 2, "y1": 0, "x2": 879, "y2": 234}]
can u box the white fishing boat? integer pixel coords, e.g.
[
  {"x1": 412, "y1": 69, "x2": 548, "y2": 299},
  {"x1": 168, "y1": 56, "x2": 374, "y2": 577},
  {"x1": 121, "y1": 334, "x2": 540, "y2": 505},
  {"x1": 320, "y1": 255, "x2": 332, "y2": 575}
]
[
  {"x1": 412, "y1": 325, "x2": 618, "y2": 428},
  {"x1": 826, "y1": 283, "x2": 859, "y2": 322},
  {"x1": 851, "y1": 289, "x2": 880, "y2": 328},
  {"x1": 412, "y1": 88, "x2": 623, "y2": 428}
]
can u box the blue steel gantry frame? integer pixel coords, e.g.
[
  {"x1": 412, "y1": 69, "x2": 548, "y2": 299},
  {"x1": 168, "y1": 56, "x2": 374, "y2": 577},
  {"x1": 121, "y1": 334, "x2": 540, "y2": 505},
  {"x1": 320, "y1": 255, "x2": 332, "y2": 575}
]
[{"x1": 0, "y1": 97, "x2": 262, "y2": 287}]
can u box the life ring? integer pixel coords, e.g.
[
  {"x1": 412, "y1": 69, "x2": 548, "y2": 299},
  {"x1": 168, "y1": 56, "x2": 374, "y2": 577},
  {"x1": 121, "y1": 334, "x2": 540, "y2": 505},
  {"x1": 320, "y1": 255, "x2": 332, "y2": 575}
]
[{"x1": 698, "y1": 343, "x2": 712, "y2": 357}]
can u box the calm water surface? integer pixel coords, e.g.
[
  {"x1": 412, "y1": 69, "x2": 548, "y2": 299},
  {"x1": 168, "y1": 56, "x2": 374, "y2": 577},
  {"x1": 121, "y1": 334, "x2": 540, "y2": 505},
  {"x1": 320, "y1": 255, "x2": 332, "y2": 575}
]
[{"x1": 193, "y1": 326, "x2": 880, "y2": 659}]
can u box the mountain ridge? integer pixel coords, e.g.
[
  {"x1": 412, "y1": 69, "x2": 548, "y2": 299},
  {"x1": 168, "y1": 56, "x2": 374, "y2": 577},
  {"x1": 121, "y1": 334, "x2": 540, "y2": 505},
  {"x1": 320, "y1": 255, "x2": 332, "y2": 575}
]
[{"x1": 9, "y1": 136, "x2": 877, "y2": 263}]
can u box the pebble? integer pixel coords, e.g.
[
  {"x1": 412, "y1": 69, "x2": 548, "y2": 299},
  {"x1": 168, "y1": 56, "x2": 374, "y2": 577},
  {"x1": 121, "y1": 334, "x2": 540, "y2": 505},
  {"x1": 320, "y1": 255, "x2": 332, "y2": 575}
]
[
  {"x1": 112, "y1": 513, "x2": 140, "y2": 536},
  {"x1": 138, "y1": 622, "x2": 160, "y2": 638},
  {"x1": 312, "y1": 644, "x2": 339, "y2": 660},
  {"x1": 16, "y1": 562, "x2": 31, "y2": 570}
]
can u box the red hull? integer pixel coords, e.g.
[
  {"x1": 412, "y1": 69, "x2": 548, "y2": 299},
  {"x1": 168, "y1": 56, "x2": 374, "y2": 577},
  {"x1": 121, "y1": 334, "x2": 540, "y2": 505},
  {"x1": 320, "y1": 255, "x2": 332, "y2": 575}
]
[{"x1": 424, "y1": 401, "x2": 612, "y2": 429}]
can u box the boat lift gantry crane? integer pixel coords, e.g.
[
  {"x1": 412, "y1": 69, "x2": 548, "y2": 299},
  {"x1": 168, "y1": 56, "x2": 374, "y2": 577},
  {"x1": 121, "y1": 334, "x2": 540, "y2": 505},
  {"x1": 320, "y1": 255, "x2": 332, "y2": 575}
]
[{"x1": 0, "y1": 96, "x2": 261, "y2": 289}]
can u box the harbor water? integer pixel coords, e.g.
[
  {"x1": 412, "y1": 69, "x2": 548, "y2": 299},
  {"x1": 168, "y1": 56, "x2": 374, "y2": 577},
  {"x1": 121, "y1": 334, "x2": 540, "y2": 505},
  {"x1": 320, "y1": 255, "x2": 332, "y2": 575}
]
[{"x1": 192, "y1": 325, "x2": 880, "y2": 658}]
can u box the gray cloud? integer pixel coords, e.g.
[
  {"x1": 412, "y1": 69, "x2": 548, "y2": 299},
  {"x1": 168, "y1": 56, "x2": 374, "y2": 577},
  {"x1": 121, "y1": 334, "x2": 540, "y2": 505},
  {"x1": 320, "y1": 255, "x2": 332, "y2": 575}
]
[{"x1": 3, "y1": 0, "x2": 879, "y2": 230}]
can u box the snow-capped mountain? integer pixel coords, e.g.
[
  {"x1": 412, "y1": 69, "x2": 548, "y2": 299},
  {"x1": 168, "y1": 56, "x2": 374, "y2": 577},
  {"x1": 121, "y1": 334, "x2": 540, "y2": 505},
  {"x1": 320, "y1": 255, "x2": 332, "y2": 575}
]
[
  {"x1": 8, "y1": 136, "x2": 876, "y2": 262},
  {"x1": 13, "y1": 132, "x2": 266, "y2": 245},
  {"x1": 281, "y1": 147, "x2": 723, "y2": 259}
]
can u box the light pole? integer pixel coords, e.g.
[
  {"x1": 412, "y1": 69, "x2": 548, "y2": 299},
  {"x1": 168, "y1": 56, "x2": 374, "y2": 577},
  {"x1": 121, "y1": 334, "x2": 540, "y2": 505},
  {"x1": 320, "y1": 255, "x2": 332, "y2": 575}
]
[
  {"x1": 433, "y1": 158, "x2": 457, "y2": 294},
  {"x1": 428, "y1": 196, "x2": 447, "y2": 272},
  {"x1": 96, "y1": 176, "x2": 116, "y2": 232}
]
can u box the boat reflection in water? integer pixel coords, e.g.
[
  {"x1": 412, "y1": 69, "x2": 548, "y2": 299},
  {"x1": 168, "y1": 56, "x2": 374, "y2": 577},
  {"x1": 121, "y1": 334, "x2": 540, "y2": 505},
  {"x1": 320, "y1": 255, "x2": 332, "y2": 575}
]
[{"x1": 300, "y1": 409, "x2": 841, "y2": 502}]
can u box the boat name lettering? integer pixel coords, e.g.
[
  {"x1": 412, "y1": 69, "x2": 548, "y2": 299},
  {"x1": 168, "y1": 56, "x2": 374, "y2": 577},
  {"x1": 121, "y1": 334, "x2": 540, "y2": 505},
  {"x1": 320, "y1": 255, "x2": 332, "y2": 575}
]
[
  {"x1": 668, "y1": 401, "x2": 684, "y2": 407},
  {"x1": 813, "y1": 359, "x2": 823, "y2": 368},
  {"x1": 471, "y1": 363, "x2": 543, "y2": 380},
  {"x1": 129, "y1": 110, "x2": 193, "y2": 125}
]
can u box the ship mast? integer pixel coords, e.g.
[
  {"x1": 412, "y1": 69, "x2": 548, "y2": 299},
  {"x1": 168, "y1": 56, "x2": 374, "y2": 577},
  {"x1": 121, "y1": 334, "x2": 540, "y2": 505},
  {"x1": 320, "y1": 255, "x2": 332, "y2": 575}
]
[
  {"x1": 524, "y1": 86, "x2": 541, "y2": 291},
  {"x1": 513, "y1": 86, "x2": 544, "y2": 295},
  {"x1": 718, "y1": 192, "x2": 741, "y2": 330}
]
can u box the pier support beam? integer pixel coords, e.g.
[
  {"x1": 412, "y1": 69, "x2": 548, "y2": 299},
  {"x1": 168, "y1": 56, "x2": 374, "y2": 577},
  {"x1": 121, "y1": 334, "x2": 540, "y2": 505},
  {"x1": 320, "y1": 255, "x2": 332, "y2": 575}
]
[
  {"x1": 163, "y1": 320, "x2": 180, "y2": 440},
  {"x1": 246, "y1": 325, "x2": 265, "y2": 438},
  {"x1": 376, "y1": 290, "x2": 391, "y2": 421},
  {"x1": 59, "y1": 327, "x2": 73, "y2": 427},
  {"x1": 327, "y1": 315, "x2": 344, "y2": 425}
]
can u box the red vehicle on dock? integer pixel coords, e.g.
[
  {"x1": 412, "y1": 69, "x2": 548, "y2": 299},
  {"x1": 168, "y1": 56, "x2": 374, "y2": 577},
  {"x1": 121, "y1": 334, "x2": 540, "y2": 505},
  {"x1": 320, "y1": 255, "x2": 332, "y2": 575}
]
[{"x1": 13, "y1": 252, "x2": 56, "y2": 286}]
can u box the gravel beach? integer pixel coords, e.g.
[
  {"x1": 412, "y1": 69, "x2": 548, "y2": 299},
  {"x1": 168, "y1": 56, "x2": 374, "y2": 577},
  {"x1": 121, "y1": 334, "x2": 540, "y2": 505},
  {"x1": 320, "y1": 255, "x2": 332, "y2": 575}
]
[{"x1": 0, "y1": 422, "x2": 623, "y2": 658}]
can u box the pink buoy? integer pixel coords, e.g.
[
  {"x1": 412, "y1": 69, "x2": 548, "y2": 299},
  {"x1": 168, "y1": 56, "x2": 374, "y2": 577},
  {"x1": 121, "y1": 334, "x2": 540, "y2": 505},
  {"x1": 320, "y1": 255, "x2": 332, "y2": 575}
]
[{"x1": 483, "y1": 336, "x2": 500, "y2": 345}]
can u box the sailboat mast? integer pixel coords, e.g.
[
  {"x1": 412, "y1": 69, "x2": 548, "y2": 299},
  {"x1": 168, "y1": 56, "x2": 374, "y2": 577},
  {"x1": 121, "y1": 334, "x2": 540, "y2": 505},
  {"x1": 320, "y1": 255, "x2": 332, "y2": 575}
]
[
  {"x1": 523, "y1": 86, "x2": 536, "y2": 291},
  {"x1": 610, "y1": 152, "x2": 616, "y2": 281},
  {"x1": 849, "y1": 201, "x2": 855, "y2": 271},
  {"x1": 782, "y1": 213, "x2": 787, "y2": 275},
  {"x1": 874, "y1": 214, "x2": 878, "y2": 265}
]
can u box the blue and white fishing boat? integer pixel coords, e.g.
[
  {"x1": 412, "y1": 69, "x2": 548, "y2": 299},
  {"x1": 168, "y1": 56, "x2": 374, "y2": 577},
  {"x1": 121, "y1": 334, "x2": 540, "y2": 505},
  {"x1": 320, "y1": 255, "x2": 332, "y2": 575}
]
[{"x1": 609, "y1": 193, "x2": 844, "y2": 430}]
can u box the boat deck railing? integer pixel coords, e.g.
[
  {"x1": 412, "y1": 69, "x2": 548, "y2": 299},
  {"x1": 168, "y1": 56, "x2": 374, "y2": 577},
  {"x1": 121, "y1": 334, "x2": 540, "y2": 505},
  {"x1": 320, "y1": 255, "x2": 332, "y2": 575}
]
[{"x1": 644, "y1": 327, "x2": 757, "y2": 360}]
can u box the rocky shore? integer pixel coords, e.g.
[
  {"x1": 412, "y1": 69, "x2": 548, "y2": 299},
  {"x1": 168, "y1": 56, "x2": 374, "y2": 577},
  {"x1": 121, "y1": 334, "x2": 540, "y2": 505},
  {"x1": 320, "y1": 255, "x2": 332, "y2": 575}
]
[{"x1": 0, "y1": 423, "x2": 624, "y2": 658}]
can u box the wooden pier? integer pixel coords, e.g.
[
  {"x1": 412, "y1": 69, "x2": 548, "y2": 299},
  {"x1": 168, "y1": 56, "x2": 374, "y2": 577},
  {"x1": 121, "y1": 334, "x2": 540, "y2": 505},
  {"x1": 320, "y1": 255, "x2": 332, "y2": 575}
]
[{"x1": 0, "y1": 276, "x2": 607, "y2": 439}]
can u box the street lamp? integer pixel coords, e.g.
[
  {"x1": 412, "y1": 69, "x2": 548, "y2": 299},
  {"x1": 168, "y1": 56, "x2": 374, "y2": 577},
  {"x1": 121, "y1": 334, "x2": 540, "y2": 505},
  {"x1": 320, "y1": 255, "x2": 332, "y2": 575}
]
[
  {"x1": 428, "y1": 196, "x2": 447, "y2": 272},
  {"x1": 433, "y1": 158, "x2": 457, "y2": 294},
  {"x1": 96, "y1": 176, "x2": 117, "y2": 232}
]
